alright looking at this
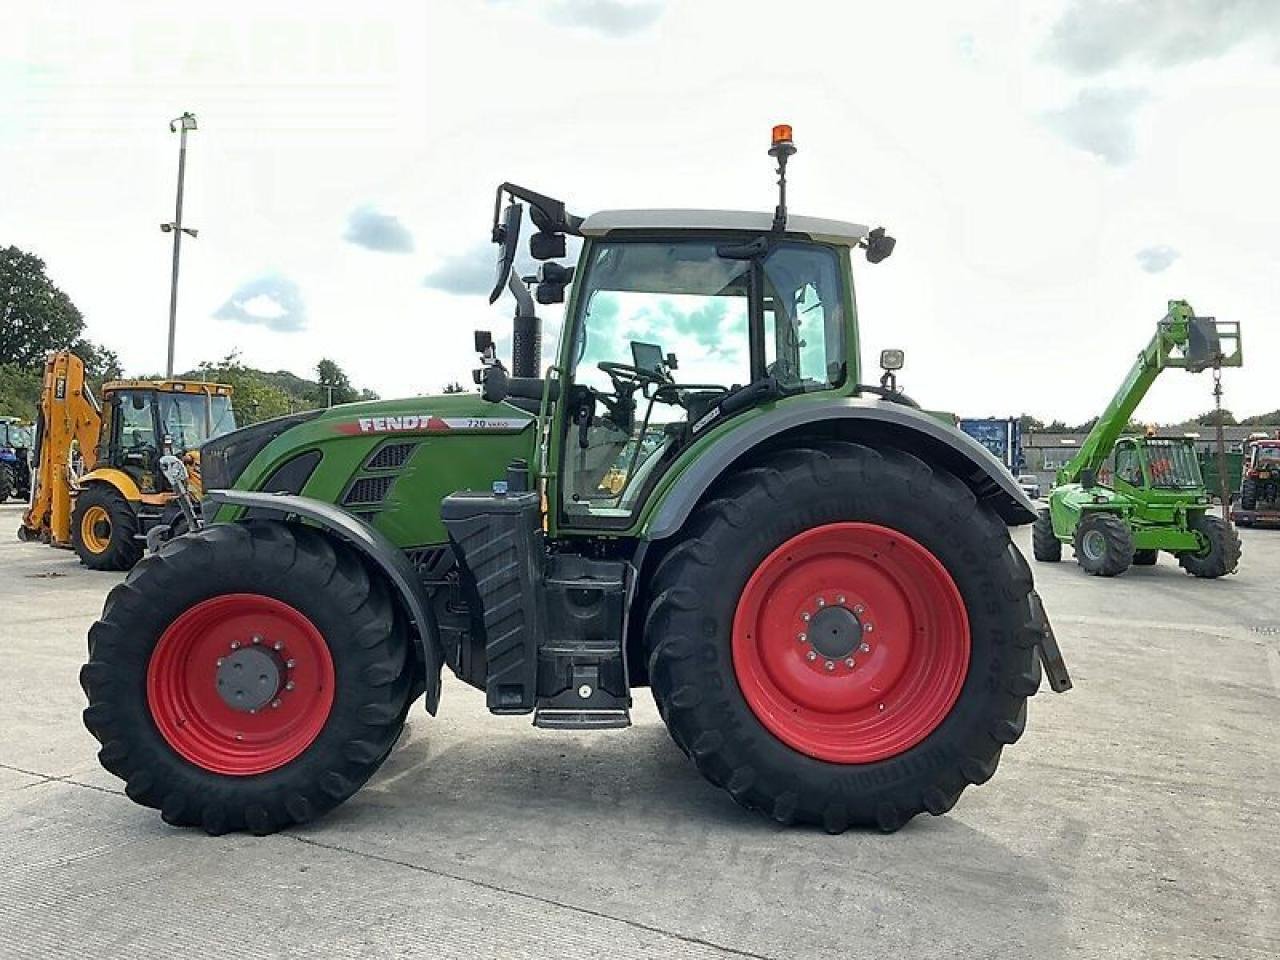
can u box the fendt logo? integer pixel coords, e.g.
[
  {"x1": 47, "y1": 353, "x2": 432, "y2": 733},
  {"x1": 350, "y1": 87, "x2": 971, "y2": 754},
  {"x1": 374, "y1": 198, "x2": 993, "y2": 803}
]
[{"x1": 335, "y1": 415, "x2": 529, "y2": 435}]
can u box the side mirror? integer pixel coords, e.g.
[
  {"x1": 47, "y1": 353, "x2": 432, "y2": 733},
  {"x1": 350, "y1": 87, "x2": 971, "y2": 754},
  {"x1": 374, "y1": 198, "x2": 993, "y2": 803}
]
[
  {"x1": 535, "y1": 262, "x2": 575, "y2": 306},
  {"x1": 865, "y1": 226, "x2": 896, "y2": 264},
  {"x1": 530, "y1": 231, "x2": 566, "y2": 261},
  {"x1": 488, "y1": 203, "x2": 523, "y2": 305},
  {"x1": 1080, "y1": 468, "x2": 1097, "y2": 489},
  {"x1": 879, "y1": 348, "x2": 904, "y2": 371}
]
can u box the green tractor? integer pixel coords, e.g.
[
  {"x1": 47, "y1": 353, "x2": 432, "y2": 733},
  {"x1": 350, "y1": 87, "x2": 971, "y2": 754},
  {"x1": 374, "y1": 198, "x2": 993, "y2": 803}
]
[
  {"x1": 81, "y1": 129, "x2": 1070, "y2": 836},
  {"x1": 1032, "y1": 301, "x2": 1243, "y2": 577}
]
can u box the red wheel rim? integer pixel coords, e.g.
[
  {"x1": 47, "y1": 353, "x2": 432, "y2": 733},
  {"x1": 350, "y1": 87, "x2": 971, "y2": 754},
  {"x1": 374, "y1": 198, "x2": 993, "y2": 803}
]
[
  {"x1": 732, "y1": 522, "x2": 970, "y2": 764},
  {"x1": 146, "y1": 594, "x2": 335, "y2": 776}
]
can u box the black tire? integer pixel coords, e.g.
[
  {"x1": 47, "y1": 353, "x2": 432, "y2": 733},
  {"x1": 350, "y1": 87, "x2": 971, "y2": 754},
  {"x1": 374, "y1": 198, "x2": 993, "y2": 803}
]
[
  {"x1": 1132, "y1": 548, "x2": 1159, "y2": 566},
  {"x1": 0, "y1": 463, "x2": 12, "y2": 502},
  {"x1": 1177, "y1": 513, "x2": 1241, "y2": 579},
  {"x1": 1072, "y1": 513, "x2": 1133, "y2": 577},
  {"x1": 644, "y1": 441, "x2": 1043, "y2": 833},
  {"x1": 71, "y1": 483, "x2": 143, "y2": 570},
  {"x1": 1032, "y1": 508, "x2": 1061, "y2": 562},
  {"x1": 80, "y1": 520, "x2": 415, "y2": 835},
  {"x1": 1240, "y1": 478, "x2": 1257, "y2": 511}
]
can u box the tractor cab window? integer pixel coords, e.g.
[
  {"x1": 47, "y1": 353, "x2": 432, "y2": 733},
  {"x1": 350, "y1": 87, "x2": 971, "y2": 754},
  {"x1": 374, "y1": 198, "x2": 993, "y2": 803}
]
[
  {"x1": 1115, "y1": 443, "x2": 1143, "y2": 486},
  {"x1": 560, "y1": 237, "x2": 845, "y2": 522},
  {"x1": 157, "y1": 392, "x2": 237, "y2": 452},
  {"x1": 1144, "y1": 440, "x2": 1202, "y2": 489},
  {"x1": 1253, "y1": 443, "x2": 1280, "y2": 465},
  {"x1": 118, "y1": 392, "x2": 158, "y2": 455}
]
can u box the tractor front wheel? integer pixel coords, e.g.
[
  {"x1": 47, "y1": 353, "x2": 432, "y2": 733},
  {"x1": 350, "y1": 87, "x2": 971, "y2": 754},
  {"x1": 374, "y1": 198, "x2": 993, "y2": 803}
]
[
  {"x1": 71, "y1": 484, "x2": 143, "y2": 570},
  {"x1": 80, "y1": 520, "x2": 414, "y2": 834},
  {"x1": 645, "y1": 442, "x2": 1043, "y2": 833},
  {"x1": 1073, "y1": 513, "x2": 1133, "y2": 577},
  {"x1": 1240, "y1": 479, "x2": 1257, "y2": 511},
  {"x1": 1177, "y1": 514, "x2": 1241, "y2": 579},
  {"x1": 1032, "y1": 508, "x2": 1061, "y2": 562},
  {"x1": 0, "y1": 463, "x2": 13, "y2": 502}
]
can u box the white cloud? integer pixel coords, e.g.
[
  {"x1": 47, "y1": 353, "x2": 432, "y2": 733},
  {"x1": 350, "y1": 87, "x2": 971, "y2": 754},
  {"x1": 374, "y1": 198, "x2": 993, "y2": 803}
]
[
  {"x1": 1136, "y1": 245, "x2": 1180, "y2": 273},
  {"x1": 1042, "y1": 87, "x2": 1149, "y2": 165},
  {"x1": 343, "y1": 206, "x2": 415, "y2": 253},
  {"x1": 214, "y1": 275, "x2": 307, "y2": 332},
  {"x1": 1046, "y1": 0, "x2": 1280, "y2": 74},
  {"x1": 545, "y1": 0, "x2": 665, "y2": 37}
]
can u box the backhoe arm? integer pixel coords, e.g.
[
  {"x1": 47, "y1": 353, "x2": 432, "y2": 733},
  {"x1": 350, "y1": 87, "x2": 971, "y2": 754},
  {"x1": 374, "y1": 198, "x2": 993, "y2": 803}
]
[
  {"x1": 21, "y1": 350, "x2": 103, "y2": 546},
  {"x1": 1056, "y1": 300, "x2": 1241, "y2": 486}
]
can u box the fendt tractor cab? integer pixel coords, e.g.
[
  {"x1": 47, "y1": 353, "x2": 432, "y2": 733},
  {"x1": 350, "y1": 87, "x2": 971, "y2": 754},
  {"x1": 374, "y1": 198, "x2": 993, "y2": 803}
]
[
  {"x1": 20, "y1": 350, "x2": 237, "y2": 569},
  {"x1": 1235, "y1": 432, "x2": 1280, "y2": 524},
  {"x1": 0, "y1": 416, "x2": 34, "y2": 502},
  {"x1": 82, "y1": 128, "x2": 1070, "y2": 837},
  {"x1": 1033, "y1": 303, "x2": 1243, "y2": 577}
]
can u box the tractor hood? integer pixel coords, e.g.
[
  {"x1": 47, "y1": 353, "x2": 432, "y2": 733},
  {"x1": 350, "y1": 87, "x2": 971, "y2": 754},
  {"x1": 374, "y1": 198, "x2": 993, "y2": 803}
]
[{"x1": 209, "y1": 393, "x2": 537, "y2": 547}]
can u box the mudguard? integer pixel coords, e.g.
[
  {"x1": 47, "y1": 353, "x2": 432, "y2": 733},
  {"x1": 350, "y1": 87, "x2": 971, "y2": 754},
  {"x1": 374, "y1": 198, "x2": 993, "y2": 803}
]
[
  {"x1": 645, "y1": 397, "x2": 1037, "y2": 540},
  {"x1": 203, "y1": 489, "x2": 442, "y2": 714}
]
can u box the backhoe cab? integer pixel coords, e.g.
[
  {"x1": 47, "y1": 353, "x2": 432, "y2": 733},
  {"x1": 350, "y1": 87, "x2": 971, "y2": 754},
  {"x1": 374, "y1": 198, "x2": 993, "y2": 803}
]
[
  {"x1": 82, "y1": 128, "x2": 1071, "y2": 837},
  {"x1": 1033, "y1": 302, "x2": 1243, "y2": 578},
  {"x1": 19, "y1": 350, "x2": 236, "y2": 569}
]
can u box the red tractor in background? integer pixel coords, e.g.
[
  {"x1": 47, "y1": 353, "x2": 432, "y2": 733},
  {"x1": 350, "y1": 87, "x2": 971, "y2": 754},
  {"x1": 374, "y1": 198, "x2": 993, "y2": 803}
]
[{"x1": 1233, "y1": 432, "x2": 1280, "y2": 527}]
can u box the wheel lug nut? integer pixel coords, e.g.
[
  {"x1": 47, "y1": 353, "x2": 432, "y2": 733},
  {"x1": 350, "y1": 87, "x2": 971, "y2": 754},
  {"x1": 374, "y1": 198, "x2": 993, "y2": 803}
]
[
  {"x1": 230, "y1": 641, "x2": 240, "y2": 650},
  {"x1": 837, "y1": 595, "x2": 846, "y2": 605},
  {"x1": 252, "y1": 635, "x2": 262, "y2": 645},
  {"x1": 235, "y1": 734, "x2": 244, "y2": 741},
  {"x1": 270, "y1": 699, "x2": 281, "y2": 709},
  {"x1": 805, "y1": 650, "x2": 817, "y2": 661},
  {"x1": 284, "y1": 681, "x2": 295, "y2": 691},
  {"x1": 216, "y1": 657, "x2": 225, "y2": 667},
  {"x1": 801, "y1": 612, "x2": 811, "y2": 622},
  {"x1": 844, "y1": 658, "x2": 855, "y2": 668},
  {"x1": 817, "y1": 598, "x2": 826, "y2": 607},
  {"x1": 854, "y1": 604, "x2": 865, "y2": 615},
  {"x1": 797, "y1": 633, "x2": 807, "y2": 643},
  {"x1": 864, "y1": 622, "x2": 874, "y2": 633},
  {"x1": 824, "y1": 660, "x2": 834, "y2": 671},
  {"x1": 860, "y1": 642, "x2": 870, "y2": 653},
  {"x1": 273, "y1": 641, "x2": 284, "y2": 651},
  {"x1": 285, "y1": 659, "x2": 296, "y2": 669}
]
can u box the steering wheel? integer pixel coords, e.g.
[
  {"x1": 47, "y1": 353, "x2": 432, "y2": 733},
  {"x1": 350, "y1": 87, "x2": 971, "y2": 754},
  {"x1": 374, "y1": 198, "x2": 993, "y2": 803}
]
[{"x1": 597, "y1": 361, "x2": 668, "y2": 389}]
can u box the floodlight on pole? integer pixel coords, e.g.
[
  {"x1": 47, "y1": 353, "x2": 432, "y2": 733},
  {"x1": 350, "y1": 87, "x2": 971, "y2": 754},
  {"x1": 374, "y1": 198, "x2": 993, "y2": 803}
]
[{"x1": 164, "y1": 111, "x2": 198, "y2": 377}]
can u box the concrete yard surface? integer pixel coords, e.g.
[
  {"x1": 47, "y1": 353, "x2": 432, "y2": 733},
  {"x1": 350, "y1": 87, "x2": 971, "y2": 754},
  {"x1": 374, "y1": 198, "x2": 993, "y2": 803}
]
[{"x1": 1, "y1": 499, "x2": 1277, "y2": 959}]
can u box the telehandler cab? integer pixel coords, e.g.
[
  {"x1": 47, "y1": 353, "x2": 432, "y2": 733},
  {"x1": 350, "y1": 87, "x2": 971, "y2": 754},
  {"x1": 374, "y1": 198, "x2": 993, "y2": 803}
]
[
  {"x1": 1033, "y1": 302, "x2": 1242, "y2": 577},
  {"x1": 82, "y1": 128, "x2": 1070, "y2": 836}
]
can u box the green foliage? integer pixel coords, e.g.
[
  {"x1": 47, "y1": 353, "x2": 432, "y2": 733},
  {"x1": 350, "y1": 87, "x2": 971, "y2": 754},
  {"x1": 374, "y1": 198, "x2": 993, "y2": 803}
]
[
  {"x1": 443, "y1": 381, "x2": 467, "y2": 394},
  {"x1": 0, "y1": 246, "x2": 84, "y2": 367},
  {"x1": 1239, "y1": 410, "x2": 1279, "y2": 426},
  {"x1": 192, "y1": 352, "x2": 294, "y2": 426},
  {"x1": 0, "y1": 364, "x2": 41, "y2": 420},
  {"x1": 1194, "y1": 408, "x2": 1236, "y2": 427}
]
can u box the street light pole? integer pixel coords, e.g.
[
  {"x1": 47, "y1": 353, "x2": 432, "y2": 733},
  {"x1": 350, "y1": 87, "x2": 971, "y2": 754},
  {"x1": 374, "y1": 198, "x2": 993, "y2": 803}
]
[{"x1": 163, "y1": 112, "x2": 198, "y2": 378}]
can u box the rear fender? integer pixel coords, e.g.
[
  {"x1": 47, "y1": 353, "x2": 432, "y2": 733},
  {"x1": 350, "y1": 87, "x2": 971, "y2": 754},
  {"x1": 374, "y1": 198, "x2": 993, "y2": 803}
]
[
  {"x1": 643, "y1": 397, "x2": 1036, "y2": 540},
  {"x1": 204, "y1": 489, "x2": 442, "y2": 714},
  {"x1": 79, "y1": 467, "x2": 143, "y2": 502}
]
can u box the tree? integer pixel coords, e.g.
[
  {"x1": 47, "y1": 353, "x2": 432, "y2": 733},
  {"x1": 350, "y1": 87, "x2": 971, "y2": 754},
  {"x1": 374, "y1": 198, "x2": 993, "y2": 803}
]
[
  {"x1": 0, "y1": 246, "x2": 85, "y2": 368},
  {"x1": 1239, "y1": 410, "x2": 1279, "y2": 427},
  {"x1": 312, "y1": 358, "x2": 358, "y2": 406},
  {"x1": 196, "y1": 351, "x2": 293, "y2": 426},
  {"x1": 1019, "y1": 413, "x2": 1045, "y2": 433},
  {"x1": 443, "y1": 381, "x2": 467, "y2": 394},
  {"x1": 1195, "y1": 408, "x2": 1236, "y2": 427}
]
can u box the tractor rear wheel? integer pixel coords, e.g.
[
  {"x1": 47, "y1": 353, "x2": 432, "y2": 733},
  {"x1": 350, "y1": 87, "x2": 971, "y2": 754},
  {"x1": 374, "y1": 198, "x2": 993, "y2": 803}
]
[
  {"x1": 1032, "y1": 508, "x2": 1061, "y2": 562},
  {"x1": 1240, "y1": 478, "x2": 1257, "y2": 511},
  {"x1": 71, "y1": 484, "x2": 143, "y2": 570},
  {"x1": 644, "y1": 442, "x2": 1043, "y2": 833},
  {"x1": 80, "y1": 520, "x2": 414, "y2": 834},
  {"x1": 0, "y1": 463, "x2": 12, "y2": 502},
  {"x1": 1177, "y1": 514, "x2": 1241, "y2": 579},
  {"x1": 1132, "y1": 548, "x2": 1159, "y2": 566},
  {"x1": 1073, "y1": 513, "x2": 1133, "y2": 577}
]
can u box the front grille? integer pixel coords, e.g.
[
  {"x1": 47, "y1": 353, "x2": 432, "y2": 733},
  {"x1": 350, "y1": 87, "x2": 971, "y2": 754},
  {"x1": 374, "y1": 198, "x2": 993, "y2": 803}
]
[
  {"x1": 366, "y1": 442, "x2": 417, "y2": 471},
  {"x1": 343, "y1": 474, "x2": 394, "y2": 505}
]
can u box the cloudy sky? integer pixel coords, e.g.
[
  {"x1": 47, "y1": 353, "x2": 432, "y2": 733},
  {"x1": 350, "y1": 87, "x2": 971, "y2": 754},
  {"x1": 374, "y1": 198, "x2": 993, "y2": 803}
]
[{"x1": 1, "y1": 0, "x2": 1277, "y2": 422}]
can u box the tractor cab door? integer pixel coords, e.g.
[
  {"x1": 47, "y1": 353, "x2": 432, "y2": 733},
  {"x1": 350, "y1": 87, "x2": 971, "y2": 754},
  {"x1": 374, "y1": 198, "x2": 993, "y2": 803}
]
[
  {"x1": 554, "y1": 236, "x2": 848, "y2": 529},
  {"x1": 106, "y1": 389, "x2": 162, "y2": 492},
  {"x1": 1114, "y1": 440, "x2": 1145, "y2": 491}
]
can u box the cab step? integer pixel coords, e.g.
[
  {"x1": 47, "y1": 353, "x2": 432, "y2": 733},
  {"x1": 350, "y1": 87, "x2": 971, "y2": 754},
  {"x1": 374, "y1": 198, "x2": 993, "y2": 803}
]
[{"x1": 533, "y1": 707, "x2": 631, "y2": 730}]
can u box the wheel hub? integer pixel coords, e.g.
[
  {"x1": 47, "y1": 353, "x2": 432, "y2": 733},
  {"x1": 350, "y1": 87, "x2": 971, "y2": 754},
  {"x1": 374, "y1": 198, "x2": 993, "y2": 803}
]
[
  {"x1": 808, "y1": 604, "x2": 864, "y2": 659},
  {"x1": 216, "y1": 646, "x2": 285, "y2": 712}
]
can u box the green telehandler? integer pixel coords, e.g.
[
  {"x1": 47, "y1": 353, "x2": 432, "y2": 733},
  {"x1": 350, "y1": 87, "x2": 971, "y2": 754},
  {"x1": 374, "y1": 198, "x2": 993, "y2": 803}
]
[
  {"x1": 80, "y1": 127, "x2": 1071, "y2": 836},
  {"x1": 1032, "y1": 301, "x2": 1242, "y2": 578}
]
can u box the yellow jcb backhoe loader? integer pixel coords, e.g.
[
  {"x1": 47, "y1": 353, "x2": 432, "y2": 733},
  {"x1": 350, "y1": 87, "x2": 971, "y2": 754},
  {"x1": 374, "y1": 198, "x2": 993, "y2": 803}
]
[{"x1": 18, "y1": 350, "x2": 236, "y2": 570}]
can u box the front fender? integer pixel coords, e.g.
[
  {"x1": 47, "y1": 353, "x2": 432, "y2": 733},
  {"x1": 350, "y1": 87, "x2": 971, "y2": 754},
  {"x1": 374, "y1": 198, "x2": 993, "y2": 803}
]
[
  {"x1": 79, "y1": 467, "x2": 144, "y2": 501},
  {"x1": 203, "y1": 489, "x2": 442, "y2": 714},
  {"x1": 644, "y1": 397, "x2": 1036, "y2": 540}
]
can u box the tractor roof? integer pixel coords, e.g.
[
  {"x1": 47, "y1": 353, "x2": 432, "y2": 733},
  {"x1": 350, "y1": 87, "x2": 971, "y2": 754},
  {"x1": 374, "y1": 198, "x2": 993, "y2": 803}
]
[
  {"x1": 104, "y1": 379, "x2": 233, "y2": 396},
  {"x1": 579, "y1": 209, "x2": 870, "y2": 247}
]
